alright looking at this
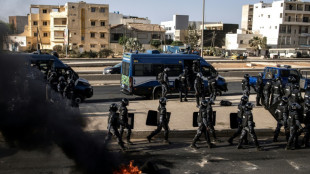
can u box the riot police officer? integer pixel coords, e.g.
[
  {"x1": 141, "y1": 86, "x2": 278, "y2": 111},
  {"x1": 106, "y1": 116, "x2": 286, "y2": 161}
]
[
  {"x1": 147, "y1": 97, "x2": 170, "y2": 144},
  {"x1": 206, "y1": 98, "x2": 219, "y2": 142},
  {"x1": 105, "y1": 103, "x2": 126, "y2": 151},
  {"x1": 302, "y1": 101, "x2": 310, "y2": 148},
  {"x1": 263, "y1": 80, "x2": 272, "y2": 109},
  {"x1": 57, "y1": 76, "x2": 67, "y2": 97},
  {"x1": 286, "y1": 103, "x2": 303, "y2": 150},
  {"x1": 304, "y1": 84, "x2": 310, "y2": 103},
  {"x1": 208, "y1": 76, "x2": 217, "y2": 101},
  {"x1": 119, "y1": 98, "x2": 133, "y2": 145},
  {"x1": 190, "y1": 100, "x2": 212, "y2": 149},
  {"x1": 284, "y1": 76, "x2": 294, "y2": 98},
  {"x1": 47, "y1": 71, "x2": 58, "y2": 91},
  {"x1": 192, "y1": 60, "x2": 201, "y2": 74},
  {"x1": 242, "y1": 74, "x2": 250, "y2": 92},
  {"x1": 237, "y1": 102, "x2": 263, "y2": 151},
  {"x1": 273, "y1": 97, "x2": 289, "y2": 142},
  {"x1": 158, "y1": 68, "x2": 170, "y2": 97},
  {"x1": 271, "y1": 77, "x2": 283, "y2": 106},
  {"x1": 256, "y1": 73, "x2": 264, "y2": 106},
  {"x1": 228, "y1": 95, "x2": 249, "y2": 145},
  {"x1": 194, "y1": 73, "x2": 205, "y2": 108},
  {"x1": 289, "y1": 84, "x2": 303, "y2": 105},
  {"x1": 64, "y1": 79, "x2": 79, "y2": 107},
  {"x1": 178, "y1": 68, "x2": 190, "y2": 102}
]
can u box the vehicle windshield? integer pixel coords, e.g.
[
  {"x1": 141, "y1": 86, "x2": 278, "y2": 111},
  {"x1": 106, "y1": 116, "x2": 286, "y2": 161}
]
[
  {"x1": 113, "y1": 62, "x2": 122, "y2": 68},
  {"x1": 280, "y1": 69, "x2": 299, "y2": 78}
]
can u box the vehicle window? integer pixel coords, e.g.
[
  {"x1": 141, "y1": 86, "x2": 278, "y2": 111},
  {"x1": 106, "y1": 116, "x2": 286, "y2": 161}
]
[
  {"x1": 202, "y1": 65, "x2": 211, "y2": 76},
  {"x1": 280, "y1": 70, "x2": 290, "y2": 77},
  {"x1": 122, "y1": 62, "x2": 129, "y2": 76},
  {"x1": 290, "y1": 70, "x2": 299, "y2": 77},
  {"x1": 133, "y1": 64, "x2": 163, "y2": 76},
  {"x1": 165, "y1": 64, "x2": 182, "y2": 76},
  {"x1": 114, "y1": 63, "x2": 122, "y2": 68}
]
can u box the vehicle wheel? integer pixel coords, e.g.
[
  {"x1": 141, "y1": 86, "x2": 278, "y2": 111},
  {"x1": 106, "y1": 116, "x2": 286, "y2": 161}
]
[
  {"x1": 74, "y1": 96, "x2": 83, "y2": 104},
  {"x1": 153, "y1": 89, "x2": 162, "y2": 100}
]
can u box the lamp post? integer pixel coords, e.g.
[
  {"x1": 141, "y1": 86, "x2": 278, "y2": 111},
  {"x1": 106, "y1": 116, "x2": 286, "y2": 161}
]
[{"x1": 201, "y1": 0, "x2": 205, "y2": 57}]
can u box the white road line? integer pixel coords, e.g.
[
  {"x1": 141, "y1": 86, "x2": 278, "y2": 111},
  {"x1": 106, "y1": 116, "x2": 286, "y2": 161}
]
[
  {"x1": 287, "y1": 160, "x2": 300, "y2": 170},
  {"x1": 241, "y1": 161, "x2": 259, "y2": 171},
  {"x1": 197, "y1": 157, "x2": 209, "y2": 168}
]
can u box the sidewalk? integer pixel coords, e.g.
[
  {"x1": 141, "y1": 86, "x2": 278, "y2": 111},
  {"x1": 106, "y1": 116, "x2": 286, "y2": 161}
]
[{"x1": 81, "y1": 93, "x2": 277, "y2": 138}]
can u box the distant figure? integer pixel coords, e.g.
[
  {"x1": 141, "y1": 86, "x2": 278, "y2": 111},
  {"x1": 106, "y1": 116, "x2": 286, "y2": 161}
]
[{"x1": 157, "y1": 68, "x2": 170, "y2": 97}]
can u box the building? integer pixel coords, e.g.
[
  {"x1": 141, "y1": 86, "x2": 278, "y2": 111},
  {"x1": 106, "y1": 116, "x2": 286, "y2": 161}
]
[
  {"x1": 161, "y1": 15, "x2": 189, "y2": 40},
  {"x1": 225, "y1": 29, "x2": 262, "y2": 51},
  {"x1": 110, "y1": 23, "x2": 165, "y2": 54},
  {"x1": 3, "y1": 35, "x2": 27, "y2": 52},
  {"x1": 9, "y1": 16, "x2": 28, "y2": 34},
  {"x1": 248, "y1": 0, "x2": 310, "y2": 48},
  {"x1": 202, "y1": 23, "x2": 239, "y2": 48},
  {"x1": 241, "y1": 5, "x2": 254, "y2": 32},
  {"x1": 109, "y1": 12, "x2": 151, "y2": 25},
  {"x1": 18, "y1": 2, "x2": 109, "y2": 52}
]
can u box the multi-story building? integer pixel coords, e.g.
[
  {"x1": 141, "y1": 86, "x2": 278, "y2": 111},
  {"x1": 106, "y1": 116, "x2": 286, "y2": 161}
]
[
  {"x1": 9, "y1": 16, "x2": 28, "y2": 34},
  {"x1": 161, "y1": 15, "x2": 189, "y2": 40},
  {"x1": 20, "y1": 1, "x2": 109, "y2": 52},
  {"x1": 249, "y1": 0, "x2": 310, "y2": 48},
  {"x1": 241, "y1": 5, "x2": 254, "y2": 32},
  {"x1": 109, "y1": 12, "x2": 151, "y2": 25}
]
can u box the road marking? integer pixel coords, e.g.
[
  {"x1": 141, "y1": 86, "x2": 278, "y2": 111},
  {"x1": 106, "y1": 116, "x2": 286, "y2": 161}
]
[
  {"x1": 287, "y1": 160, "x2": 300, "y2": 170},
  {"x1": 197, "y1": 157, "x2": 209, "y2": 168},
  {"x1": 241, "y1": 161, "x2": 259, "y2": 171}
]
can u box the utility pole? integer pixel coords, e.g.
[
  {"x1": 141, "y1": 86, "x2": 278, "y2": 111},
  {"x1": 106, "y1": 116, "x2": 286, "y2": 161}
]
[{"x1": 201, "y1": 0, "x2": 205, "y2": 57}]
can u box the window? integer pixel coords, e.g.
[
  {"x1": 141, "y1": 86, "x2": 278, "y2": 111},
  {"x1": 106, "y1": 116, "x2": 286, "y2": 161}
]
[
  {"x1": 43, "y1": 33, "x2": 48, "y2": 37},
  {"x1": 91, "y1": 21, "x2": 96, "y2": 26},
  {"x1": 281, "y1": 3, "x2": 283, "y2": 7},
  {"x1": 280, "y1": 13, "x2": 283, "y2": 18},
  {"x1": 91, "y1": 7, "x2": 96, "y2": 12},
  {"x1": 100, "y1": 8, "x2": 105, "y2": 13},
  {"x1": 90, "y1": 44, "x2": 96, "y2": 48},
  {"x1": 72, "y1": 6, "x2": 75, "y2": 8},
  {"x1": 81, "y1": 36, "x2": 85, "y2": 41},
  {"x1": 275, "y1": 26, "x2": 278, "y2": 29},
  {"x1": 101, "y1": 21, "x2": 105, "y2": 26},
  {"x1": 43, "y1": 21, "x2": 48, "y2": 26},
  {"x1": 101, "y1": 44, "x2": 105, "y2": 48},
  {"x1": 261, "y1": 14, "x2": 263, "y2": 17},
  {"x1": 268, "y1": 15, "x2": 270, "y2": 18},
  {"x1": 165, "y1": 64, "x2": 183, "y2": 76},
  {"x1": 74, "y1": 33, "x2": 76, "y2": 35},
  {"x1": 134, "y1": 64, "x2": 166, "y2": 76},
  {"x1": 43, "y1": 9, "x2": 47, "y2": 13},
  {"x1": 34, "y1": 32, "x2": 38, "y2": 37},
  {"x1": 122, "y1": 62, "x2": 130, "y2": 76},
  {"x1": 33, "y1": 21, "x2": 38, "y2": 25},
  {"x1": 90, "y1": 32, "x2": 95, "y2": 38},
  {"x1": 240, "y1": 40, "x2": 243, "y2": 44},
  {"x1": 72, "y1": 19, "x2": 75, "y2": 22},
  {"x1": 152, "y1": 34, "x2": 161, "y2": 39},
  {"x1": 62, "y1": 20, "x2": 66, "y2": 25},
  {"x1": 73, "y1": 43, "x2": 77, "y2": 46},
  {"x1": 100, "y1": 33, "x2": 105, "y2": 38}
]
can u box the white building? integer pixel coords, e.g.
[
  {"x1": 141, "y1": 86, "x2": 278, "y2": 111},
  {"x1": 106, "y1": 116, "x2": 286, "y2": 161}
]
[
  {"x1": 250, "y1": 0, "x2": 310, "y2": 48},
  {"x1": 160, "y1": 15, "x2": 189, "y2": 40},
  {"x1": 3, "y1": 35, "x2": 27, "y2": 52},
  {"x1": 225, "y1": 29, "x2": 261, "y2": 50},
  {"x1": 109, "y1": 12, "x2": 151, "y2": 25}
]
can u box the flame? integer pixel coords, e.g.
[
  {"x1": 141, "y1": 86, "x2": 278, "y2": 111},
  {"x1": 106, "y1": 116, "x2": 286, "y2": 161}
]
[{"x1": 113, "y1": 160, "x2": 142, "y2": 174}]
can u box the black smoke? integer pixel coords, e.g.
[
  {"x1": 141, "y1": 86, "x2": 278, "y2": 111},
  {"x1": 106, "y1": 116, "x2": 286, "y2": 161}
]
[{"x1": 0, "y1": 54, "x2": 118, "y2": 173}]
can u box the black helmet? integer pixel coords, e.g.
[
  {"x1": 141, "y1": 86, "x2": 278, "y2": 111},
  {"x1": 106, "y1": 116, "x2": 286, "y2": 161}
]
[
  {"x1": 201, "y1": 100, "x2": 208, "y2": 107},
  {"x1": 109, "y1": 103, "x2": 118, "y2": 112},
  {"x1": 290, "y1": 103, "x2": 300, "y2": 110},
  {"x1": 159, "y1": 97, "x2": 167, "y2": 105},
  {"x1": 121, "y1": 98, "x2": 129, "y2": 106},
  {"x1": 245, "y1": 102, "x2": 253, "y2": 110},
  {"x1": 241, "y1": 95, "x2": 249, "y2": 102},
  {"x1": 58, "y1": 76, "x2": 65, "y2": 82},
  {"x1": 244, "y1": 74, "x2": 249, "y2": 78},
  {"x1": 294, "y1": 83, "x2": 299, "y2": 89},
  {"x1": 281, "y1": 96, "x2": 288, "y2": 103},
  {"x1": 276, "y1": 77, "x2": 281, "y2": 81},
  {"x1": 183, "y1": 67, "x2": 188, "y2": 74},
  {"x1": 243, "y1": 89, "x2": 250, "y2": 96}
]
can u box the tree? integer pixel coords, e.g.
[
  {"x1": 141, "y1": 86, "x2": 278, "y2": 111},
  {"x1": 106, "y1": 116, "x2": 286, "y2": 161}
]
[
  {"x1": 249, "y1": 36, "x2": 267, "y2": 56},
  {"x1": 125, "y1": 38, "x2": 142, "y2": 51},
  {"x1": 118, "y1": 36, "x2": 128, "y2": 52},
  {"x1": 98, "y1": 48, "x2": 114, "y2": 58},
  {"x1": 171, "y1": 41, "x2": 184, "y2": 46},
  {"x1": 150, "y1": 39, "x2": 161, "y2": 49},
  {"x1": 185, "y1": 24, "x2": 200, "y2": 48}
]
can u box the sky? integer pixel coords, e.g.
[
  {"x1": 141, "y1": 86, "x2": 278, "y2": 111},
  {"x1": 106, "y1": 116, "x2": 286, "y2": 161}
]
[{"x1": 0, "y1": 0, "x2": 304, "y2": 27}]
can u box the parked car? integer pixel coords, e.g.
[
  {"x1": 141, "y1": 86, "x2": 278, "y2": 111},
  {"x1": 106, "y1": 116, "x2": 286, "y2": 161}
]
[
  {"x1": 103, "y1": 62, "x2": 122, "y2": 74},
  {"x1": 230, "y1": 54, "x2": 246, "y2": 60}
]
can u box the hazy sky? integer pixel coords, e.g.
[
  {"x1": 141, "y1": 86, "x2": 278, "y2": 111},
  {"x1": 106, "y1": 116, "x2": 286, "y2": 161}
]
[{"x1": 0, "y1": 0, "x2": 303, "y2": 26}]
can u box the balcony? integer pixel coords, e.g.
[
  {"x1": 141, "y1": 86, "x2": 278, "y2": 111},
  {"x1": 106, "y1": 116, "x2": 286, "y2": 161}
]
[{"x1": 284, "y1": 17, "x2": 310, "y2": 24}]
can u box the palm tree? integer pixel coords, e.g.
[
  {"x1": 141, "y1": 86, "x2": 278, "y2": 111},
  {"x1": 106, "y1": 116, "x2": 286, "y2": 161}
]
[
  {"x1": 249, "y1": 36, "x2": 267, "y2": 56},
  {"x1": 125, "y1": 38, "x2": 142, "y2": 52}
]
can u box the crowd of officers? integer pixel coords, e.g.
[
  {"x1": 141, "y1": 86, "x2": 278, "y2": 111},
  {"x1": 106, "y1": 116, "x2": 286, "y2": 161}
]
[{"x1": 235, "y1": 73, "x2": 310, "y2": 150}]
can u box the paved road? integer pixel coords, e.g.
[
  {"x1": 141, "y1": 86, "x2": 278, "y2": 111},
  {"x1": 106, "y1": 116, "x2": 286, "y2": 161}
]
[{"x1": 1, "y1": 137, "x2": 310, "y2": 174}]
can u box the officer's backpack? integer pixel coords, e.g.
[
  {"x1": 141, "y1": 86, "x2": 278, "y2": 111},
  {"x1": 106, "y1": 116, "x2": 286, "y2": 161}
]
[
  {"x1": 220, "y1": 100, "x2": 232, "y2": 106},
  {"x1": 157, "y1": 72, "x2": 164, "y2": 83}
]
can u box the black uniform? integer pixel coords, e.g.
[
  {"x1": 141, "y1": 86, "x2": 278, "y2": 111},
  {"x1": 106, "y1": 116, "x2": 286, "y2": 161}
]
[
  {"x1": 119, "y1": 99, "x2": 132, "y2": 145},
  {"x1": 256, "y1": 74, "x2": 264, "y2": 106},
  {"x1": 47, "y1": 71, "x2": 58, "y2": 91},
  {"x1": 159, "y1": 69, "x2": 169, "y2": 97},
  {"x1": 191, "y1": 100, "x2": 212, "y2": 149},
  {"x1": 178, "y1": 69, "x2": 190, "y2": 102},
  {"x1": 263, "y1": 80, "x2": 272, "y2": 108},
  {"x1": 304, "y1": 84, "x2": 310, "y2": 103},
  {"x1": 147, "y1": 98, "x2": 170, "y2": 143},
  {"x1": 273, "y1": 97, "x2": 289, "y2": 142},
  {"x1": 64, "y1": 79, "x2": 79, "y2": 107},
  {"x1": 105, "y1": 104, "x2": 126, "y2": 150},
  {"x1": 284, "y1": 77, "x2": 294, "y2": 98},
  {"x1": 206, "y1": 100, "x2": 218, "y2": 142},
  {"x1": 271, "y1": 78, "x2": 283, "y2": 106},
  {"x1": 289, "y1": 84, "x2": 303, "y2": 105},
  {"x1": 57, "y1": 76, "x2": 67, "y2": 97},
  {"x1": 228, "y1": 96, "x2": 249, "y2": 145},
  {"x1": 237, "y1": 103, "x2": 262, "y2": 151},
  {"x1": 241, "y1": 74, "x2": 250, "y2": 91},
  {"x1": 208, "y1": 76, "x2": 217, "y2": 101},
  {"x1": 286, "y1": 103, "x2": 303, "y2": 150},
  {"x1": 303, "y1": 102, "x2": 310, "y2": 147},
  {"x1": 194, "y1": 73, "x2": 205, "y2": 107}
]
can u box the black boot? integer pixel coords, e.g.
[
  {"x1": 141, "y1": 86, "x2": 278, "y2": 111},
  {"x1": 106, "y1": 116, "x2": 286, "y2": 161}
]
[
  {"x1": 237, "y1": 139, "x2": 243, "y2": 149},
  {"x1": 147, "y1": 135, "x2": 152, "y2": 143},
  {"x1": 228, "y1": 137, "x2": 233, "y2": 145}
]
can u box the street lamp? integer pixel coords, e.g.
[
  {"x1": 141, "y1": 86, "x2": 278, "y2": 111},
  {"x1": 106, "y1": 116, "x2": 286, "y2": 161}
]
[{"x1": 201, "y1": 0, "x2": 205, "y2": 57}]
